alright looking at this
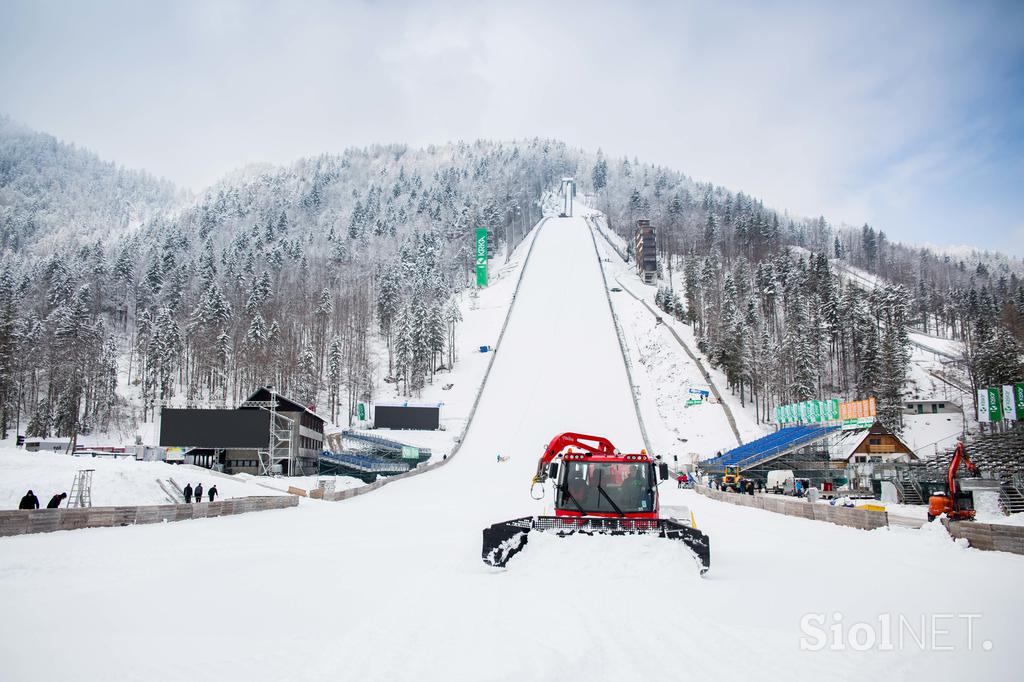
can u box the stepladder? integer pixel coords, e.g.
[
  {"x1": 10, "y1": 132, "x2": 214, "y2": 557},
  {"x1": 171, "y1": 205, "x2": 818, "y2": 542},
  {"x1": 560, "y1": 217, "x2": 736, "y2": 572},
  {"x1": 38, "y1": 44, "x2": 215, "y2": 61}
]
[{"x1": 68, "y1": 469, "x2": 95, "y2": 508}]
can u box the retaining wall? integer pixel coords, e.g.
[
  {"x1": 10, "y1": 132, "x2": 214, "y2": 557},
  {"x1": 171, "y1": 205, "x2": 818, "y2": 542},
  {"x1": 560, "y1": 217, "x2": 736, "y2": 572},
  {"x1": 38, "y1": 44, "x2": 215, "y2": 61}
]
[
  {"x1": 695, "y1": 485, "x2": 888, "y2": 531},
  {"x1": 0, "y1": 496, "x2": 298, "y2": 538},
  {"x1": 942, "y1": 518, "x2": 1024, "y2": 555}
]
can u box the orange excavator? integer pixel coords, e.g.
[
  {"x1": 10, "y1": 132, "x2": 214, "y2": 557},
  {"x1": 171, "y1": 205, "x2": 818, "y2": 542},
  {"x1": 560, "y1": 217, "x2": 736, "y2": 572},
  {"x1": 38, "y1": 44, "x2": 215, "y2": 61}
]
[
  {"x1": 927, "y1": 440, "x2": 979, "y2": 522},
  {"x1": 481, "y1": 432, "x2": 711, "y2": 574}
]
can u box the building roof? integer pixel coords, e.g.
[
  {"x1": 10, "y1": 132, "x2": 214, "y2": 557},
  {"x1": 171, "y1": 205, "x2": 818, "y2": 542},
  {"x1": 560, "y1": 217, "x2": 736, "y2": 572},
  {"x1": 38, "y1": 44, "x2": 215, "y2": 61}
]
[
  {"x1": 830, "y1": 423, "x2": 916, "y2": 461},
  {"x1": 240, "y1": 387, "x2": 327, "y2": 423}
]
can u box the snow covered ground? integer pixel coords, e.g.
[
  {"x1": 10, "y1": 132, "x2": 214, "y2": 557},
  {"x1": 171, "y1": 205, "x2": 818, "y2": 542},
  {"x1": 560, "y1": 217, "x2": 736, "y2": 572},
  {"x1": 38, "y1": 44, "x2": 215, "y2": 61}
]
[
  {"x1": 0, "y1": 445, "x2": 290, "y2": 508},
  {"x1": 908, "y1": 331, "x2": 965, "y2": 360},
  {"x1": 1, "y1": 215, "x2": 1020, "y2": 681}
]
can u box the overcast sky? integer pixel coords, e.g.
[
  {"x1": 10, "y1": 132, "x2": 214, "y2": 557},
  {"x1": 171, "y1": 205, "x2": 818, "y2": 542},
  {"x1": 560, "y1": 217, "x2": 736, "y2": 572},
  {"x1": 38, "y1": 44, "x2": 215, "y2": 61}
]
[{"x1": 2, "y1": 0, "x2": 1022, "y2": 254}]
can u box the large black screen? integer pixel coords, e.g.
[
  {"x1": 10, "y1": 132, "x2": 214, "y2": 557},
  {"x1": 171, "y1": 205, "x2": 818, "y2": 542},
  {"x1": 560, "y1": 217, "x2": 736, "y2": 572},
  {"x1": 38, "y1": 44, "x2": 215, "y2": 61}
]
[
  {"x1": 373, "y1": 405, "x2": 439, "y2": 430},
  {"x1": 159, "y1": 409, "x2": 271, "y2": 447}
]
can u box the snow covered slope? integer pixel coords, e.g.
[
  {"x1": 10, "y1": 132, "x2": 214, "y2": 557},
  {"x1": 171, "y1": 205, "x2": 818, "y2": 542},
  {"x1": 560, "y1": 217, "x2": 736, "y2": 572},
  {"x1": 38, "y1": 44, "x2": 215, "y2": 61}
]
[{"x1": 1, "y1": 216, "x2": 1020, "y2": 681}]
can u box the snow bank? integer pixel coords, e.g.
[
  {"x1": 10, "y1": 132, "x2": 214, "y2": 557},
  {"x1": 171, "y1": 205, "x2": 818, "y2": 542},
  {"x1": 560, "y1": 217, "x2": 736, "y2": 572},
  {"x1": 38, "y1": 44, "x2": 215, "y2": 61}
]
[{"x1": 0, "y1": 446, "x2": 288, "y2": 508}]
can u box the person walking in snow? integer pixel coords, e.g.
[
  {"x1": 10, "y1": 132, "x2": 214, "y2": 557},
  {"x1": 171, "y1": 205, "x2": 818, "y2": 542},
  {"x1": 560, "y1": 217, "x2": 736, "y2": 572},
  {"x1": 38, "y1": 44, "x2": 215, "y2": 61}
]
[
  {"x1": 183, "y1": 483, "x2": 193, "y2": 504},
  {"x1": 47, "y1": 492, "x2": 67, "y2": 508},
  {"x1": 19, "y1": 490, "x2": 40, "y2": 509},
  {"x1": 208, "y1": 485, "x2": 218, "y2": 502},
  {"x1": 194, "y1": 483, "x2": 203, "y2": 503},
  {"x1": 676, "y1": 474, "x2": 685, "y2": 489}
]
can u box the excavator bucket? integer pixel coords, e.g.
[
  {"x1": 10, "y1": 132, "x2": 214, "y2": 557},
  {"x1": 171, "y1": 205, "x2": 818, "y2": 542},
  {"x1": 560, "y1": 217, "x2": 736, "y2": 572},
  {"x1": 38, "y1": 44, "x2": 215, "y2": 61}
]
[{"x1": 482, "y1": 516, "x2": 711, "y2": 575}]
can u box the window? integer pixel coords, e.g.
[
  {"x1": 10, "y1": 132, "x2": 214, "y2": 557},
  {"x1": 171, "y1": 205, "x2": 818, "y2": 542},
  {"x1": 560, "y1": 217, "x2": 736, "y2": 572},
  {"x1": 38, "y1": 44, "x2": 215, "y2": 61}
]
[
  {"x1": 938, "y1": 403, "x2": 945, "y2": 409},
  {"x1": 557, "y1": 462, "x2": 654, "y2": 514},
  {"x1": 869, "y1": 438, "x2": 881, "y2": 445}
]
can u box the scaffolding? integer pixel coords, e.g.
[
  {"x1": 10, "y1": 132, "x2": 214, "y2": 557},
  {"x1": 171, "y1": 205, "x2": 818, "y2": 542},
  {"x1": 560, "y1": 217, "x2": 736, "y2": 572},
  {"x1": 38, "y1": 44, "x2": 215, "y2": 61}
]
[{"x1": 242, "y1": 391, "x2": 296, "y2": 477}]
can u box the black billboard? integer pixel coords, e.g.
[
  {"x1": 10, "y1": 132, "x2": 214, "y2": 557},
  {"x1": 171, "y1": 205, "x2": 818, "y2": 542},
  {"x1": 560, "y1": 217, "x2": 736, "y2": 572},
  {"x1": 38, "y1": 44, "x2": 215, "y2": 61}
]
[
  {"x1": 159, "y1": 409, "x2": 271, "y2": 448},
  {"x1": 373, "y1": 405, "x2": 440, "y2": 430}
]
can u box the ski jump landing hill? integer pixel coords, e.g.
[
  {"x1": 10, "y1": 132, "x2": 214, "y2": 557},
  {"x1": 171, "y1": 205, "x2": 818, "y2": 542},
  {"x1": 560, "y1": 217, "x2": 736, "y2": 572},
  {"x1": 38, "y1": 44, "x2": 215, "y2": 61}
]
[{"x1": 0, "y1": 215, "x2": 1020, "y2": 682}]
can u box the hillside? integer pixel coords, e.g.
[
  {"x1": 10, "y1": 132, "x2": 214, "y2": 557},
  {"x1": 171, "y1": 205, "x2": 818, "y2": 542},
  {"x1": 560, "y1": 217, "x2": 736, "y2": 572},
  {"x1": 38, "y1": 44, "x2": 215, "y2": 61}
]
[
  {"x1": 0, "y1": 116, "x2": 182, "y2": 255},
  {"x1": 0, "y1": 129, "x2": 572, "y2": 441},
  {"x1": 0, "y1": 122, "x2": 1021, "y2": 446},
  {"x1": 580, "y1": 151, "x2": 1024, "y2": 435}
]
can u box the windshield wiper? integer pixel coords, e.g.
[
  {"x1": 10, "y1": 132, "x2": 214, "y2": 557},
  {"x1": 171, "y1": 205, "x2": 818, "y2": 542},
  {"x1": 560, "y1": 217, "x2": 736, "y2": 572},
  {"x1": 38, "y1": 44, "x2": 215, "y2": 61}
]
[
  {"x1": 597, "y1": 485, "x2": 626, "y2": 517},
  {"x1": 557, "y1": 484, "x2": 585, "y2": 513}
]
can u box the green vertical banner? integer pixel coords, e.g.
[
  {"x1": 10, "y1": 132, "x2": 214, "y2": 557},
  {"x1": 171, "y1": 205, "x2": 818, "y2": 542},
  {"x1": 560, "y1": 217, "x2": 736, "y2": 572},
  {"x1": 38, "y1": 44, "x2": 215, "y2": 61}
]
[
  {"x1": 475, "y1": 227, "x2": 488, "y2": 287},
  {"x1": 357, "y1": 402, "x2": 366, "y2": 420},
  {"x1": 1003, "y1": 385, "x2": 1017, "y2": 421},
  {"x1": 987, "y1": 387, "x2": 1002, "y2": 421},
  {"x1": 1016, "y1": 383, "x2": 1024, "y2": 421},
  {"x1": 977, "y1": 390, "x2": 991, "y2": 422}
]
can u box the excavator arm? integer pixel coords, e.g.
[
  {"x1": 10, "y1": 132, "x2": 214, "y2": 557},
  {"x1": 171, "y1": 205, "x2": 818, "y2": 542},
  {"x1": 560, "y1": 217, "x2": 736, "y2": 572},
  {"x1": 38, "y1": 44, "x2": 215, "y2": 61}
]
[
  {"x1": 947, "y1": 440, "x2": 979, "y2": 510},
  {"x1": 532, "y1": 432, "x2": 618, "y2": 484}
]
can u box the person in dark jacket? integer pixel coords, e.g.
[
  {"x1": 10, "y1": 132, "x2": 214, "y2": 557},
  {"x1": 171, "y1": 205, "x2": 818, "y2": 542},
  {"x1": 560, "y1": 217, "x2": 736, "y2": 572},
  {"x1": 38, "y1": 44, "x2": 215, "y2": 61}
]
[
  {"x1": 47, "y1": 492, "x2": 67, "y2": 508},
  {"x1": 183, "y1": 483, "x2": 193, "y2": 503},
  {"x1": 194, "y1": 483, "x2": 203, "y2": 503},
  {"x1": 19, "y1": 490, "x2": 40, "y2": 509},
  {"x1": 207, "y1": 485, "x2": 218, "y2": 502}
]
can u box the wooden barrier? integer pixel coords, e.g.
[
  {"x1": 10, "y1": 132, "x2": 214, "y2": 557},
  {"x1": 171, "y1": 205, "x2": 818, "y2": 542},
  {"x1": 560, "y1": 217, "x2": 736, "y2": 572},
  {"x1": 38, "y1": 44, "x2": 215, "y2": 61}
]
[
  {"x1": 694, "y1": 485, "x2": 888, "y2": 531},
  {"x1": 942, "y1": 519, "x2": 1024, "y2": 555},
  {"x1": 0, "y1": 496, "x2": 298, "y2": 538}
]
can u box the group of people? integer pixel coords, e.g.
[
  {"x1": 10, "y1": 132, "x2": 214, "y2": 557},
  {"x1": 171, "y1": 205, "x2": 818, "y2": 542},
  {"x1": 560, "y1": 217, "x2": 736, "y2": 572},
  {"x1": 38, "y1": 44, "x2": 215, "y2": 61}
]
[
  {"x1": 18, "y1": 484, "x2": 219, "y2": 508},
  {"x1": 18, "y1": 490, "x2": 67, "y2": 509},
  {"x1": 183, "y1": 483, "x2": 217, "y2": 503}
]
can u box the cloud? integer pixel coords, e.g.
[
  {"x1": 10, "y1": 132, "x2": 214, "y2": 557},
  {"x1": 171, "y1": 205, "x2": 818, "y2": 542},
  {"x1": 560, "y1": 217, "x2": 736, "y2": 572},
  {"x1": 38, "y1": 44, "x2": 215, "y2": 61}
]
[{"x1": 0, "y1": 0, "x2": 1020, "y2": 253}]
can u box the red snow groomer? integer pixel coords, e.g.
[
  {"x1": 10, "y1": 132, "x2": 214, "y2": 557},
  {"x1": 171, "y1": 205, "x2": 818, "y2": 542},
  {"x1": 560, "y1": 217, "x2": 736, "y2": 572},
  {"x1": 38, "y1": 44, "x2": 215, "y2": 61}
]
[{"x1": 481, "y1": 432, "x2": 711, "y2": 574}]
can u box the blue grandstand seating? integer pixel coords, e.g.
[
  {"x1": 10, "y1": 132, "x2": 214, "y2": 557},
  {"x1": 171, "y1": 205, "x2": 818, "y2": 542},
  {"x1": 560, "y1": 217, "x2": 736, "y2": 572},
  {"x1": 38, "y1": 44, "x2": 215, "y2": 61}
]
[
  {"x1": 700, "y1": 425, "x2": 838, "y2": 471},
  {"x1": 318, "y1": 450, "x2": 410, "y2": 474},
  {"x1": 341, "y1": 430, "x2": 433, "y2": 458}
]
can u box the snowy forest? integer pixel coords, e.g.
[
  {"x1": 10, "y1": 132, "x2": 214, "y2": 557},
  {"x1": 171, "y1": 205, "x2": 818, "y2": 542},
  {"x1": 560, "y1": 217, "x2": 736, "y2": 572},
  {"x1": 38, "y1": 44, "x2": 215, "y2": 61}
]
[
  {"x1": 1, "y1": 114, "x2": 1021, "y2": 441},
  {"x1": 0, "y1": 117, "x2": 573, "y2": 440},
  {"x1": 584, "y1": 151, "x2": 1024, "y2": 433}
]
